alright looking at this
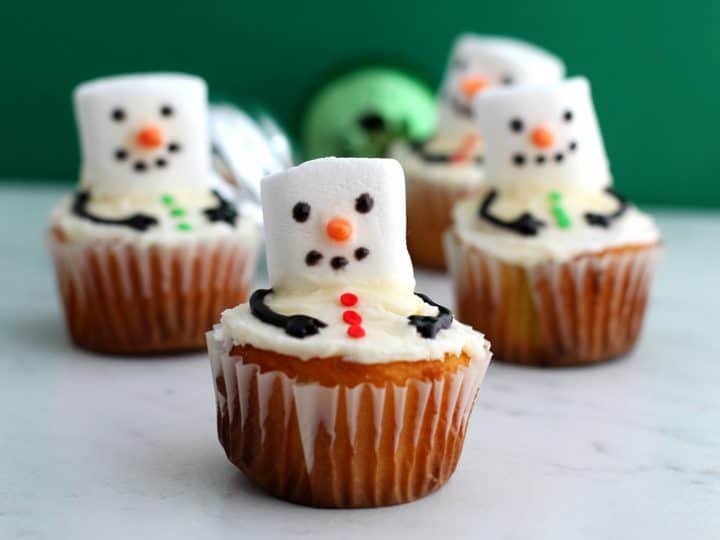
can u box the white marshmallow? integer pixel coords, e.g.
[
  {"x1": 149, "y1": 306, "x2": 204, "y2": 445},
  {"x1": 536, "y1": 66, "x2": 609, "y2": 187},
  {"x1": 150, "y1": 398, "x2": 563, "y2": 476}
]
[
  {"x1": 473, "y1": 77, "x2": 611, "y2": 191},
  {"x1": 437, "y1": 34, "x2": 565, "y2": 134},
  {"x1": 74, "y1": 73, "x2": 212, "y2": 198},
  {"x1": 261, "y1": 157, "x2": 415, "y2": 293}
]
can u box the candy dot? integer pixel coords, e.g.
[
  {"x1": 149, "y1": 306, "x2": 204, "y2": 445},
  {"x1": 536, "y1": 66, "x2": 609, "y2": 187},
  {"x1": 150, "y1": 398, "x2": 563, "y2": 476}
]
[
  {"x1": 340, "y1": 293, "x2": 358, "y2": 307},
  {"x1": 177, "y1": 222, "x2": 192, "y2": 232},
  {"x1": 161, "y1": 194, "x2": 174, "y2": 206},
  {"x1": 347, "y1": 325, "x2": 365, "y2": 339},
  {"x1": 342, "y1": 310, "x2": 362, "y2": 325},
  {"x1": 171, "y1": 207, "x2": 186, "y2": 218}
]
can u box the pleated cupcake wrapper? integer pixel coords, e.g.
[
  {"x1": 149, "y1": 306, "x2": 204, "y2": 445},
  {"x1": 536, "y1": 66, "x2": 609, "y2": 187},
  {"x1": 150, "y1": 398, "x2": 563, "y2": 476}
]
[
  {"x1": 208, "y1": 331, "x2": 489, "y2": 508},
  {"x1": 49, "y1": 235, "x2": 259, "y2": 354},
  {"x1": 445, "y1": 232, "x2": 661, "y2": 366},
  {"x1": 405, "y1": 175, "x2": 481, "y2": 270}
]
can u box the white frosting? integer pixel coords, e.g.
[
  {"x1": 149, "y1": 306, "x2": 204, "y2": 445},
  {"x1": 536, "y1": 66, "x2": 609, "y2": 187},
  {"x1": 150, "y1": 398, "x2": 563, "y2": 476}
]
[
  {"x1": 474, "y1": 77, "x2": 609, "y2": 190},
  {"x1": 74, "y1": 73, "x2": 212, "y2": 198},
  {"x1": 451, "y1": 188, "x2": 660, "y2": 266},
  {"x1": 389, "y1": 139, "x2": 484, "y2": 187},
  {"x1": 261, "y1": 157, "x2": 414, "y2": 294},
  {"x1": 437, "y1": 34, "x2": 565, "y2": 139},
  {"x1": 50, "y1": 191, "x2": 259, "y2": 246},
  {"x1": 220, "y1": 285, "x2": 487, "y2": 363}
]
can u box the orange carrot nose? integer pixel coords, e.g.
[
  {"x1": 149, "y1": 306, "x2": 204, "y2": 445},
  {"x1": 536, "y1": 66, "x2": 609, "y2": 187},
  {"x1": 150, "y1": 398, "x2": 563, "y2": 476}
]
[
  {"x1": 460, "y1": 76, "x2": 489, "y2": 98},
  {"x1": 136, "y1": 124, "x2": 165, "y2": 149},
  {"x1": 531, "y1": 126, "x2": 554, "y2": 149},
  {"x1": 326, "y1": 217, "x2": 353, "y2": 242}
]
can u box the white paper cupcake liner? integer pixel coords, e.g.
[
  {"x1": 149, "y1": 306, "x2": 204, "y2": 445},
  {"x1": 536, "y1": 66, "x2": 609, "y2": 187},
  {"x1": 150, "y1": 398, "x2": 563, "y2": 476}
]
[{"x1": 207, "y1": 329, "x2": 489, "y2": 507}]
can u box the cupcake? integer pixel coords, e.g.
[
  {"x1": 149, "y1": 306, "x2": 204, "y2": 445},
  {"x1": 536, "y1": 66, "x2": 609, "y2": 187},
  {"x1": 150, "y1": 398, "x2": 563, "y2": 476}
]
[
  {"x1": 446, "y1": 78, "x2": 661, "y2": 366},
  {"x1": 207, "y1": 157, "x2": 491, "y2": 507},
  {"x1": 391, "y1": 34, "x2": 565, "y2": 269},
  {"x1": 49, "y1": 73, "x2": 260, "y2": 354}
]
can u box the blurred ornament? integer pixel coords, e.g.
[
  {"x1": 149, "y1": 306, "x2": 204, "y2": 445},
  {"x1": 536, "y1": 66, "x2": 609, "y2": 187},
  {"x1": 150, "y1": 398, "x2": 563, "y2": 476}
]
[
  {"x1": 302, "y1": 66, "x2": 436, "y2": 159},
  {"x1": 210, "y1": 99, "x2": 294, "y2": 224}
]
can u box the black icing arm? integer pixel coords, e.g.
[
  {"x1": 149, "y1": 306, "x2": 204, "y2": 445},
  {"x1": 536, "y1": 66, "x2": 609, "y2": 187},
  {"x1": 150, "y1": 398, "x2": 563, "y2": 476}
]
[
  {"x1": 204, "y1": 189, "x2": 238, "y2": 225},
  {"x1": 250, "y1": 288, "x2": 327, "y2": 339},
  {"x1": 584, "y1": 187, "x2": 629, "y2": 228},
  {"x1": 408, "y1": 293, "x2": 453, "y2": 339},
  {"x1": 478, "y1": 188, "x2": 546, "y2": 236},
  {"x1": 72, "y1": 191, "x2": 158, "y2": 231}
]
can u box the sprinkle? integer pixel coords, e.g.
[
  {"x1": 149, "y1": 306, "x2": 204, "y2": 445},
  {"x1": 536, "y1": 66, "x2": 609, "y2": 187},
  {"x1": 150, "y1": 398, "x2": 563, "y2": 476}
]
[
  {"x1": 548, "y1": 191, "x2": 572, "y2": 229},
  {"x1": 177, "y1": 222, "x2": 192, "y2": 232},
  {"x1": 171, "y1": 207, "x2": 186, "y2": 218},
  {"x1": 340, "y1": 292, "x2": 358, "y2": 307},
  {"x1": 161, "y1": 194, "x2": 175, "y2": 206},
  {"x1": 347, "y1": 325, "x2": 366, "y2": 339},
  {"x1": 342, "y1": 310, "x2": 362, "y2": 325}
]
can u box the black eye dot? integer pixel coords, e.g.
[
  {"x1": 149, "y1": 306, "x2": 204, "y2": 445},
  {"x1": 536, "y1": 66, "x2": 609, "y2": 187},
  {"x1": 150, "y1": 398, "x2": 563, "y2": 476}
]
[
  {"x1": 155, "y1": 158, "x2": 167, "y2": 168},
  {"x1": 168, "y1": 142, "x2": 181, "y2": 153},
  {"x1": 160, "y1": 105, "x2": 174, "y2": 117},
  {"x1": 555, "y1": 153, "x2": 565, "y2": 162},
  {"x1": 354, "y1": 247, "x2": 369, "y2": 261},
  {"x1": 509, "y1": 118, "x2": 524, "y2": 133},
  {"x1": 569, "y1": 141, "x2": 578, "y2": 152},
  {"x1": 292, "y1": 201, "x2": 311, "y2": 222},
  {"x1": 305, "y1": 250, "x2": 323, "y2": 266},
  {"x1": 563, "y1": 110, "x2": 573, "y2": 122},
  {"x1": 111, "y1": 108, "x2": 125, "y2": 122},
  {"x1": 114, "y1": 149, "x2": 127, "y2": 161},
  {"x1": 512, "y1": 153, "x2": 526, "y2": 167},
  {"x1": 355, "y1": 193, "x2": 374, "y2": 213},
  {"x1": 134, "y1": 161, "x2": 147, "y2": 172},
  {"x1": 536, "y1": 155, "x2": 546, "y2": 165},
  {"x1": 501, "y1": 75, "x2": 514, "y2": 85}
]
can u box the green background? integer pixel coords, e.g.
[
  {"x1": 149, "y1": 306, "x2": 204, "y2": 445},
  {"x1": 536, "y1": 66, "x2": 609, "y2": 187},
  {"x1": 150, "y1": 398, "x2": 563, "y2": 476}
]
[{"x1": 1, "y1": 0, "x2": 718, "y2": 207}]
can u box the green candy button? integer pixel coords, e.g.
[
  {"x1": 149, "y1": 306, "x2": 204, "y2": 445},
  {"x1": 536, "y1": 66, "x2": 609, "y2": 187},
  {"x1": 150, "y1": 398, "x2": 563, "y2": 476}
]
[
  {"x1": 170, "y1": 207, "x2": 186, "y2": 218},
  {"x1": 161, "y1": 194, "x2": 175, "y2": 206},
  {"x1": 177, "y1": 222, "x2": 192, "y2": 232}
]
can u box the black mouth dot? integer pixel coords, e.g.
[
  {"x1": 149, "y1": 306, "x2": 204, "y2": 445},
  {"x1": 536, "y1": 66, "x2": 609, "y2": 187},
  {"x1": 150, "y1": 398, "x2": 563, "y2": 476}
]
[
  {"x1": 536, "y1": 155, "x2": 546, "y2": 165},
  {"x1": 569, "y1": 141, "x2": 578, "y2": 152},
  {"x1": 512, "y1": 153, "x2": 526, "y2": 167},
  {"x1": 330, "y1": 256, "x2": 348, "y2": 270},
  {"x1": 354, "y1": 247, "x2": 369, "y2": 261},
  {"x1": 115, "y1": 149, "x2": 128, "y2": 161},
  {"x1": 554, "y1": 153, "x2": 565, "y2": 163},
  {"x1": 168, "y1": 142, "x2": 181, "y2": 153},
  {"x1": 134, "y1": 161, "x2": 147, "y2": 172},
  {"x1": 155, "y1": 158, "x2": 167, "y2": 168},
  {"x1": 305, "y1": 250, "x2": 323, "y2": 266}
]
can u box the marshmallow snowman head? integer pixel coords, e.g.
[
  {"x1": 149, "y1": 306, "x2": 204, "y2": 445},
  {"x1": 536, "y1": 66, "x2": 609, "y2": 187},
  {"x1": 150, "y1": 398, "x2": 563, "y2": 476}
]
[
  {"x1": 437, "y1": 34, "x2": 565, "y2": 133},
  {"x1": 474, "y1": 77, "x2": 611, "y2": 191},
  {"x1": 74, "y1": 73, "x2": 212, "y2": 198},
  {"x1": 261, "y1": 157, "x2": 415, "y2": 293}
]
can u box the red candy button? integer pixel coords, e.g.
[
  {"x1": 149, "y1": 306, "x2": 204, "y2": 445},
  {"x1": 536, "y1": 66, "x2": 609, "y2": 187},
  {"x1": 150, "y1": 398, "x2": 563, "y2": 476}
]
[
  {"x1": 342, "y1": 310, "x2": 362, "y2": 325},
  {"x1": 340, "y1": 292, "x2": 358, "y2": 307},
  {"x1": 347, "y1": 325, "x2": 366, "y2": 339}
]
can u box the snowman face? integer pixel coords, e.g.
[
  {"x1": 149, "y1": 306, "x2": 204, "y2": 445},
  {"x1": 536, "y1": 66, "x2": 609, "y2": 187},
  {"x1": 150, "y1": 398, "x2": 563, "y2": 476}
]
[
  {"x1": 438, "y1": 35, "x2": 565, "y2": 130},
  {"x1": 74, "y1": 73, "x2": 211, "y2": 198},
  {"x1": 473, "y1": 77, "x2": 611, "y2": 190},
  {"x1": 261, "y1": 157, "x2": 415, "y2": 293}
]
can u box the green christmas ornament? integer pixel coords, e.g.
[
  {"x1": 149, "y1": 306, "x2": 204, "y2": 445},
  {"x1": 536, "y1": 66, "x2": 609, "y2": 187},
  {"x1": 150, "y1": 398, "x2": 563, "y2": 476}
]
[{"x1": 302, "y1": 66, "x2": 436, "y2": 159}]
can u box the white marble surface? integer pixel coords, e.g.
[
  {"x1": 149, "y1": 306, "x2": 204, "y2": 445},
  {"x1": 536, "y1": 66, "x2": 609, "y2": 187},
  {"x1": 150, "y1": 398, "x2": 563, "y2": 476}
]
[{"x1": 1, "y1": 185, "x2": 719, "y2": 539}]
